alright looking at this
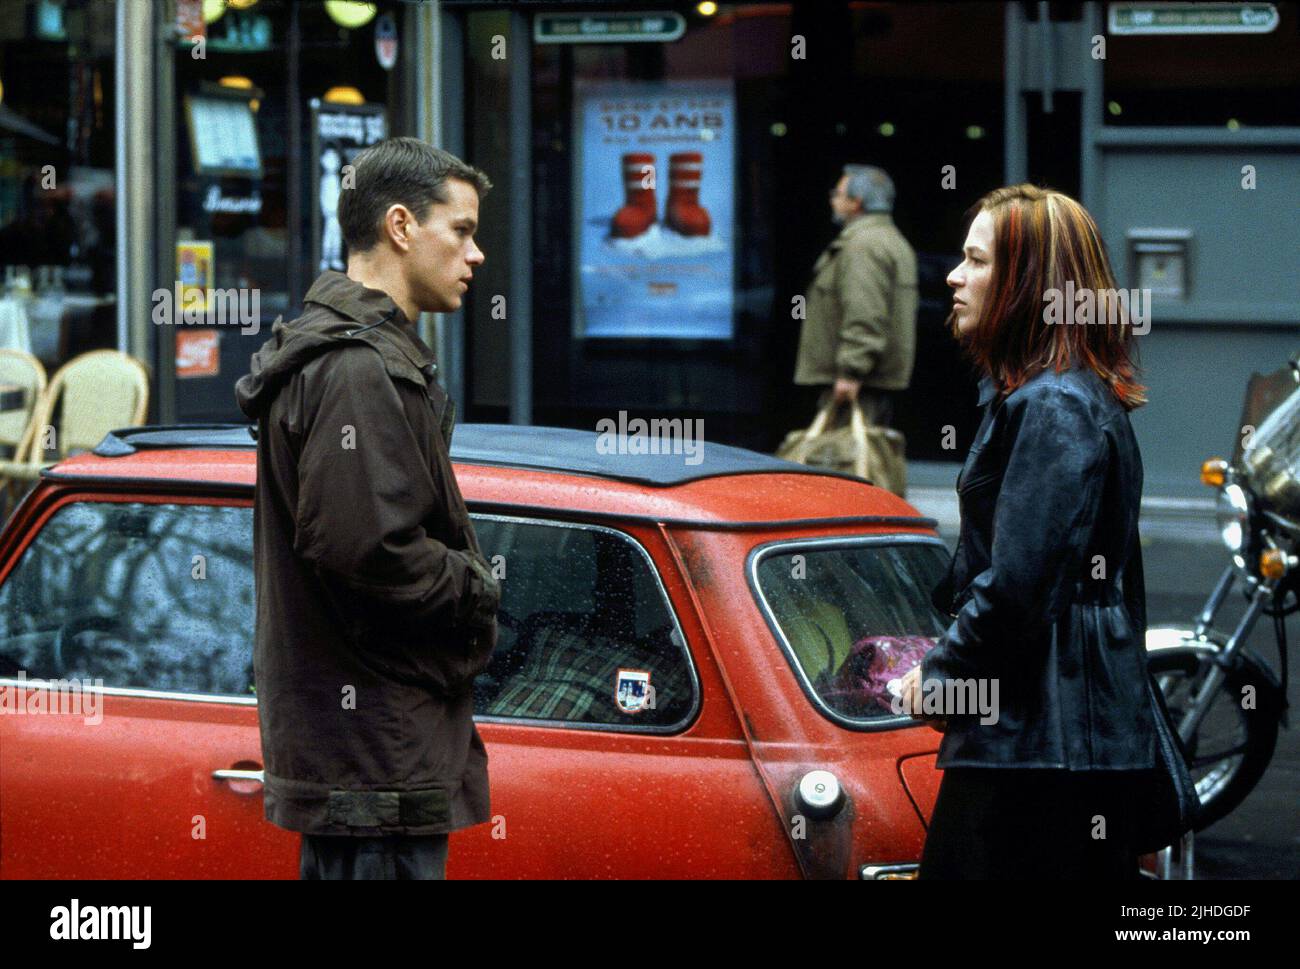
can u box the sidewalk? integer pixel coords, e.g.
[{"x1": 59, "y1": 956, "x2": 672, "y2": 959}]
[{"x1": 906, "y1": 461, "x2": 1219, "y2": 547}]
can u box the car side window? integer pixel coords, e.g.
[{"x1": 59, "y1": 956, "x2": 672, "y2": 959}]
[
  {"x1": 470, "y1": 514, "x2": 695, "y2": 729},
  {"x1": 0, "y1": 500, "x2": 255, "y2": 697}
]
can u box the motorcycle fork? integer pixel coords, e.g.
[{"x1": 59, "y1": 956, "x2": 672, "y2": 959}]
[
  {"x1": 1177, "y1": 572, "x2": 1276, "y2": 744},
  {"x1": 1193, "y1": 564, "x2": 1236, "y2": 639}
]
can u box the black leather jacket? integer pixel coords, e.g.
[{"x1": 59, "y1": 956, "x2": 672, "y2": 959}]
[{"x1": 922, "y1": 364, "x2": 1159, "y2": 770}]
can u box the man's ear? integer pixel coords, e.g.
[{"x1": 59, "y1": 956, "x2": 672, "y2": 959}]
[{"x1": 383, "y1": 203, "x2": 415, "y2": 252}]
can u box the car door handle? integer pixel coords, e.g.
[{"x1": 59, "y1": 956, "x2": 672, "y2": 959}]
[
  {"x1": 212, "y1": 769, "x2": 265, "y2": 784},
  {"x1": 860, "y1": 862, "x2": 919, "y2": 880}
]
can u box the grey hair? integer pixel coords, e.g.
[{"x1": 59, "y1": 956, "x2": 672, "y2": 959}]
[{"x1": 842, "y1": 165, "x2": 894, "y2": 213}]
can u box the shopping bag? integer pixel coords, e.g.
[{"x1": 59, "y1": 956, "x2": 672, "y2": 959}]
[{"x1": 776, "y1": 399, "x2": 907, "y2": 496}]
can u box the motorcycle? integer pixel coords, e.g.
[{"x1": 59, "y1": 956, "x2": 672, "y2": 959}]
[{"x1": 1145, "y1": 350, "x2": 1300, "y2": 830}]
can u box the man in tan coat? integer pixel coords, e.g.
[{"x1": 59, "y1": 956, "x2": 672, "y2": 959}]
[{"x1": 794, "y1": 165, "x2": 917, "y2": 426}]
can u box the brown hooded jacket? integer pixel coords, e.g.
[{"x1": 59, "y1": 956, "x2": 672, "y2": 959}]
[{"x1": 234, "y1": 270, "x2": 498, "y2": 836}]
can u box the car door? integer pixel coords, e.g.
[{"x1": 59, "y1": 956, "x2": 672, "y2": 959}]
[
  {"x1": 0, "y1": 494, "x2": 296, "y2": 878},
  {"x1": 449, "y1": 513, "x2": 798, "y2": 879},
  {"x1": 684, "y1": 527, "x2": 952, "y2": 876}
]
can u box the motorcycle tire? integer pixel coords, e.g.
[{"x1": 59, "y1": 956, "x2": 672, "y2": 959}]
[{"x1": 1147, "y1": 641, "x2": 1281, "y2": 832}]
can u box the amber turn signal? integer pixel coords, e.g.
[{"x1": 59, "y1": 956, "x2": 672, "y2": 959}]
[
  {"x1": 1260, "y1": 549, "x2": 1290, "y2": 580},
  {"x1": 1201, "y1": 458, "x2": 1228, "y2": 488}
]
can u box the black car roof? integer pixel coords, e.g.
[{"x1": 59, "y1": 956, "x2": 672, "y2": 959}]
[{"x1": 90, "y1": 422, "x2": 866, "y2": 488}]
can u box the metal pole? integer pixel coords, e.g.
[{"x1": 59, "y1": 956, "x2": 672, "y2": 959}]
[
  {"x1": 1004, "y1": 2, "x2": 1027, "y2": 185},
  {"x1": 508, "y1": 8, "x2": 532, "y2": 424},
  {"x1": 414, "y1": 0, "x2": 440, "y2": 361},
  {"x1": 116, "y1": 0, "x2": 158, "y2": 409},
  {"x1": 1038, "y1": 1, "x2": 1054, "y2": 114},
  {"x1": 1079, "y1": 1, "x2": 1104, "y2": 212},
  {"x1": 287, "y1": 1, "x2": 302, "y2": 311},
  {"x1": 432, "y1": 3, "x2": 468, "y2": 411}
]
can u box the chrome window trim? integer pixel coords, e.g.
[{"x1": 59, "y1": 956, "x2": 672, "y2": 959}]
[
  {"x1": 746, "y1": 533, "x2": 950, "y2": 733},
  {"x1": 0, "y1": 678, "x2": 257, "y2": 706},
  {"x1": 463, "y1": 512, "x2": 702, "y2": 734}
]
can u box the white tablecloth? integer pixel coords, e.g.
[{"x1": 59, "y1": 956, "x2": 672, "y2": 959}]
[{"x1": 0, "y1": 298, "x2": 32, "y2": 355}]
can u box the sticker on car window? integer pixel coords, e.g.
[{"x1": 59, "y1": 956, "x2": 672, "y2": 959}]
[{"x1": 615, "y1": 668, "x2": 653, "y2": 714}]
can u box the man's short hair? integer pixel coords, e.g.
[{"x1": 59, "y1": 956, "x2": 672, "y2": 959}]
[
  {"x1": 338, "y1": 137, "x2": 492, "y2": 253},
  {"x1": 842, "y1": 164, "x2": 894, "y2": 214}
]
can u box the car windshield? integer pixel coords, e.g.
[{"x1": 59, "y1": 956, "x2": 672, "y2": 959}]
[{"x1": 751, "y1": 539, "x2": 951, "y2": 724}]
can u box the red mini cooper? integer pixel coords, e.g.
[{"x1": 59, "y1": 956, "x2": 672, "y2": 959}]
[{"x1": 1, "y1": 423, "x2": 968, "y2": 879}]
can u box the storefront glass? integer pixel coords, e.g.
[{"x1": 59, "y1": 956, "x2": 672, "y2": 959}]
[
  {"x1": 461, "y1": 2, "x2": 1002, "y2": 459},
  {"x1": 167, "y1": 0, "x2": 409, "y2": 421},
  {"x1": 0, "y1": 0, "x2": 117, "y2": 380}
]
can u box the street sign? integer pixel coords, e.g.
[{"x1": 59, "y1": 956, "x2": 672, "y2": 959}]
[
  {"x1": 1109, "y1": 3, "x2": 1279, "y2": 35},
  {"x1": 535, "y1": 12, "x2": 686, "y2": 44}
]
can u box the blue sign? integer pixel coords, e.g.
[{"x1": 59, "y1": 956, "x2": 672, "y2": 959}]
[{"x1": 573, "y1": 79, "x2": 735, "y2": 340}]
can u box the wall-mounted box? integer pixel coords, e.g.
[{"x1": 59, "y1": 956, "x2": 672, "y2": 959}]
[{"x1": 1127, "y1": 228, "x2": 1193, "y2": 300}]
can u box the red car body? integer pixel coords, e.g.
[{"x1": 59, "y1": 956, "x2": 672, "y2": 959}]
[{"x1": 0, "y1": 424, "x2": 953, "y2": 879}]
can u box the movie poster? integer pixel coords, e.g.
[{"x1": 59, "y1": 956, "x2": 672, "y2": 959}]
[
  {"x1": 573, "y1": 79, "x2": 735, "y2": 340},
  {"x1": 310, "y1": 101, "x2": 387, "y2": 274}
]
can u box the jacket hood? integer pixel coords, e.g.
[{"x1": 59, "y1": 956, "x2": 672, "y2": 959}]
[{"x1": 235, "y1": 271, "x2": 437, "y2": 418}]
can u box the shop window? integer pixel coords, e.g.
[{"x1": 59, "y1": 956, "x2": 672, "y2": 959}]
[
  {"x1": 496, "y1": 2, "x2": 1002, "y2": 462},
  {"x1": 0, "y1": 0, "x2": 118, "y2": 374},
  {"x1": 168, "y1": 0, "x2": 407, "y2": 421}
]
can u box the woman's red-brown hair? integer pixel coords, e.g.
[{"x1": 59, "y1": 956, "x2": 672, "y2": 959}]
[{"x1": 952, "y1": 184, "x2": 1146, "y2": 410}]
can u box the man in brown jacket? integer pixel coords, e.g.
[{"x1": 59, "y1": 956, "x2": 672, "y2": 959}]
[
  {"x1": 794, "y1": 164, "x2": 917, "y2": 427},
  {"x1": 234, "y1": 138, "x2": 500, "y2": 879}
]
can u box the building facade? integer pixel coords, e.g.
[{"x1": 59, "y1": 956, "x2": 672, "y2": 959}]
[{"x1": 1, "y1": 0, "x2": 1295, "y2": 496}]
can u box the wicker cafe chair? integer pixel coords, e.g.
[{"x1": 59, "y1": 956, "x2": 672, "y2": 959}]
[
  {"x1": 0, "y1": 349, "x2": 47, "y2": 460},
  {"x1": 0, "y1": 349, "x2": 48, "y2": 519},
  {"x1": 0, "y1": 350, "x2": 149, "y2": 513}
]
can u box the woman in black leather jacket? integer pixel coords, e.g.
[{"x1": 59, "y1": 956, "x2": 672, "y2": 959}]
[{"x1": 900, "y1": 184, "x2": 1159, "y2": 879}]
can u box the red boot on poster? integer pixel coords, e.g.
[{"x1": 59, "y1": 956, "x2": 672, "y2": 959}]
[
  {"x1": 665, "y1": 151, "x2": 711, "y2": 237},
  {"x1": 611, "y1": 153, "x2": 658, "y2": 239}
]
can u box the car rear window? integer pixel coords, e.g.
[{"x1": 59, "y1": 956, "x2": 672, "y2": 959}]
[{"x1": 750, "y1": 538, "x2": 951, "y2": 724}]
